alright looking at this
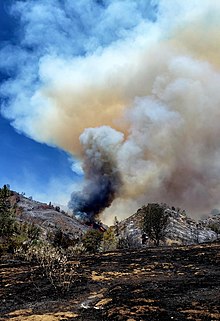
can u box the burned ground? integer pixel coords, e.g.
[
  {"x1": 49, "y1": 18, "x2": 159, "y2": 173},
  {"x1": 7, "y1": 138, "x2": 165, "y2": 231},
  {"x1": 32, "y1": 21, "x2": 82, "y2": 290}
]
[{"x1": 0, "y1": 242, "x2": 220, "y2": 321}]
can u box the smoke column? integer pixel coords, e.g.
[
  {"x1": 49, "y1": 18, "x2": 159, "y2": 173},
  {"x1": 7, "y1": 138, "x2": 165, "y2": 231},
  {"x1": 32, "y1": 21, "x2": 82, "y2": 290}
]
[
  {"x1": 68, "y1": 126, "x2": 123, "y2": 221},
  {"x1": 1, "y1": 0, "x2": 220, "y2": 223}
]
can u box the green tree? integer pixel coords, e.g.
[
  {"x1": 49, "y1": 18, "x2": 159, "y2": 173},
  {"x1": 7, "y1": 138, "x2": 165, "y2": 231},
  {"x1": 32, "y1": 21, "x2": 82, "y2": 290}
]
[
  {"x1": 0, "y1": 185, "x2": 42, "y2": 254},
  {"x1": 208, "y1": 222, "x2": 220, "y2": 239},
  {"x1": 82, "y1": 229, "x2": 103, "y2": 253},
  {"x1": 142, "y1": 203, "x2": 169, "y2": 246},
  {"x1": 53, "y1": 228, "x2": 73, "y2": 249},
  {"x1": 0, "y1": 185, "x2": 16, "y2": 239},
  {"x1": 27, "y1": 222, "x2": 41, "y2": 241},
  {"x1": 102, "y1": 226, "x2": 117, "y2": 251}
]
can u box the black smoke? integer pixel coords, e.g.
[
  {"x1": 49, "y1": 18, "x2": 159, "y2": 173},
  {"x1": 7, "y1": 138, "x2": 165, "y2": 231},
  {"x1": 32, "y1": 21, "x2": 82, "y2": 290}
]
[{"x1": 68, "y1": 127, "x2": 123, "y2": 222}]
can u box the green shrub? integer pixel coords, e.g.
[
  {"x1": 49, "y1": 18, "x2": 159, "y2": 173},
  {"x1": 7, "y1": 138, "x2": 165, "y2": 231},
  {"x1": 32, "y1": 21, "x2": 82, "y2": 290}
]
[{"x1": 82, "y1": 229, "x2": 103, "y2": 253}]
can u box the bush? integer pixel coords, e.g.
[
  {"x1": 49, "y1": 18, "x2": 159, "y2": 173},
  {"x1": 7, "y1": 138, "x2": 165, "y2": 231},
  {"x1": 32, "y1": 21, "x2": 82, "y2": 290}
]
[
  {"x1": 53, "y1": 228, "x2": 75, "y2": 249},
  {"x1": 0, "y1": 242, "x2": 8, "y2": 256},
  {"x1": 66, "y1": 243, "x2": 86, "y2": 258},
  {"x1": 17, "y1": 242, "x2": 80, "y2": 294},
  {"x1": 0, "y1": 184, "x2": 41, "y2": 254},
  {"x1": 208, "y1": 222, "x2": 220, "y2": 239},
  {"x1": 117, "y1": 234, "x2": 140, "y2": 250},
  {"x1": 82, "y1": 229, "x2": 103, "y2": 253}
]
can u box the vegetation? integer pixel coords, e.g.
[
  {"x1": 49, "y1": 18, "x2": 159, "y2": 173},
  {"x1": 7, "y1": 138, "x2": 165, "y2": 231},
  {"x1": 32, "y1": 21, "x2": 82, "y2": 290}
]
[
  {"x1": 0, "y1": 185, "x2": 16, "y2": 239},
  {"x1": 117, "y1": 234, "x2": 139, "y2": 249},
  {"x1": 0, "y1": 185, "x2": 18, "y2": 254},
  {"x1": 0, "y1": 184, "x2": 83, "y2": 294},
  {"x1": 0, "y1": 185, "x2": 41, "y2": 254},
  {"x1": 1, "y1": 182, "x2": 219, "y2": 305},
  {"x1": 102, "y1": 226, "x2": 117, "y2": 251},
  {"x1": 53, "y1": 228, "x2": 72, "y2": 248},
  {"x1": 208, "y1": 222, "x2": 220, "y2": 239},
  {"x1": 82, "y1": 229, "x2": 103, "y2": 253},
  {"x1": 16, "y1": 242, "x2": 79, "y2": 294},
  {"x1": 142, "y1": 203, "x2": 169, "y2": 246}
]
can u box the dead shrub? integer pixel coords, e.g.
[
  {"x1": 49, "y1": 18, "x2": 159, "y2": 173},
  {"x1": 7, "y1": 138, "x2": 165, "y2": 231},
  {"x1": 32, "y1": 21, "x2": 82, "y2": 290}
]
[{"x1": 16, "y1": 242, "x2": 79, "y2": 294}]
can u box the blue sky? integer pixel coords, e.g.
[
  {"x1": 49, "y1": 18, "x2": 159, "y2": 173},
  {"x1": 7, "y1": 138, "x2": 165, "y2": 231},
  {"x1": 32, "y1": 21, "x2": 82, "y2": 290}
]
[
  {"x1": 0, "y1": 1, "x2": 81, "y2": 204},
  {"x1": 0, "y1": 114, "x2": 79, "y2": 201}
]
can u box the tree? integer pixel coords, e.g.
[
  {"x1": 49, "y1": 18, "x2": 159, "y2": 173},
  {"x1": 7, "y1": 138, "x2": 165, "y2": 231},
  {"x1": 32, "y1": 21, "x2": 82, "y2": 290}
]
[
  {"x1": 0, "y1": 185, "x2": 16, "y2": 239},
  {"x1": 0, "y1": 185, "x2": 42, "y2": 254},
  {"x1": 142, "y1": 203, "x2": 169, "y2": 246},
  {"x1": 53, "y1": 228, "x2": 74, "y2": 249},
  {"x1": 114, "y1": 216, "x2": 119, "y2": 237},
  {"x1": 208, "y1": 222, "x2": 220, "y2": 240},
  {"x1": 82, "y1": 229, "x2": 103, "y2": 253},
  {"x1": 102, "y1": 226, "x2": 117, "y2": 252},
  {"x1": 27, "y1": 222, "x2": 41, "y2": 241}
]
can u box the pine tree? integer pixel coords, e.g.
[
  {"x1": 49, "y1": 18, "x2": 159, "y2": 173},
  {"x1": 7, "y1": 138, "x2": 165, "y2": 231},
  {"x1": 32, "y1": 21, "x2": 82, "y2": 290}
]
[
  {"x1": 142, "y1": 203, "x2": 169, "y2": 246},
  {"x1": 0, "y1": 185, "x2": 16, "y2": 239}
]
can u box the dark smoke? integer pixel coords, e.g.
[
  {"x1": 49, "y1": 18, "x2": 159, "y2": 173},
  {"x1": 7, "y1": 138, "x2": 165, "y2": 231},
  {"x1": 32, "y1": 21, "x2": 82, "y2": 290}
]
[{"x1": 68, "y1": 126, "x2": 123, "y2": 221}]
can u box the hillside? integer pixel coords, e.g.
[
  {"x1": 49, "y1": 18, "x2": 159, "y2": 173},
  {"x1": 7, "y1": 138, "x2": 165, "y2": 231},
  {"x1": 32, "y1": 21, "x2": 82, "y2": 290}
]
[
  {"x1": 8, "y1": 191, "x2": 220, "y2": 247},
  {"x1": 118, "y1": 206, "x2": 218, "y2": 246},
  {"x1": 1, "y1": 189, "x2": 220, "y2": 320},
  {"x1": 11, "y1": 192, "x2": 88, "y2": 241}
]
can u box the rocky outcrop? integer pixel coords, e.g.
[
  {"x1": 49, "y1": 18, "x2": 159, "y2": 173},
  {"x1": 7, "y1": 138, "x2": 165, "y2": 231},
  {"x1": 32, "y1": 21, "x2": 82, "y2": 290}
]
[{"x1": 117, "y1": 206, "x2": 217, "y2": 246}]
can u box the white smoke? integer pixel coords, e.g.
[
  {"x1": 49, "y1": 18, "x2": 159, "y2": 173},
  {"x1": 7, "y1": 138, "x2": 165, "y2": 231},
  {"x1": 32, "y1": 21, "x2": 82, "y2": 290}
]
[{"x1": 1, "y1": 0, "x2": 220, "y2": 223}]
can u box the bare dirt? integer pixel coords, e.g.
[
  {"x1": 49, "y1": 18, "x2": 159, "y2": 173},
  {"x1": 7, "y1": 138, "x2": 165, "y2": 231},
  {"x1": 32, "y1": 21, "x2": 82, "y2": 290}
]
[{"x1": 1, "y1": 242, "x2": 220, "y2": 321}]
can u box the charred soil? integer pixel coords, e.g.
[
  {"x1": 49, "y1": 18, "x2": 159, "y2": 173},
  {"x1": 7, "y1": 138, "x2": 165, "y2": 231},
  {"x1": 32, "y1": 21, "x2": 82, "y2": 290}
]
[{"x1": 0, "y1": 242, "x2": 220, "y2": 321}]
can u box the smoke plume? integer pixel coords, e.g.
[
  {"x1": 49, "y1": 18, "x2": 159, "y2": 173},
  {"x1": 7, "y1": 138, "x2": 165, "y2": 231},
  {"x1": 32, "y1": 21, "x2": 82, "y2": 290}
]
[
  {"x1": 68, "y1": 126, "x2": 123, "y2": 221},
  {"x1": 1, "y1": 0, "x2": 220, "y2": 223}
]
